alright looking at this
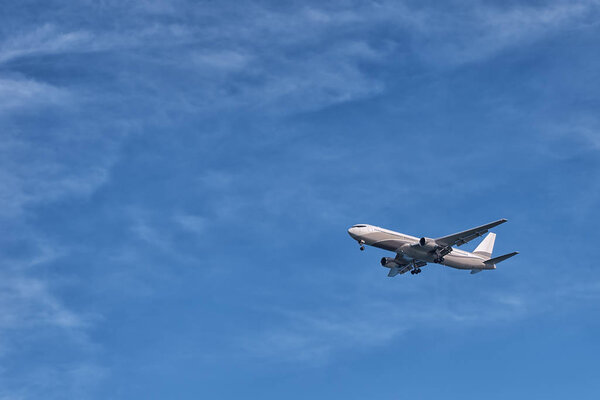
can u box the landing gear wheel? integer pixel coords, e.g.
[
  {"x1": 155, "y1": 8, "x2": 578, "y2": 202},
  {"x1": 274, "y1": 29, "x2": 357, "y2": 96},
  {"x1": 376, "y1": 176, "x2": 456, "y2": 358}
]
[{"x1": 358, "y1": 240, "x2": 365, "y2": 251}]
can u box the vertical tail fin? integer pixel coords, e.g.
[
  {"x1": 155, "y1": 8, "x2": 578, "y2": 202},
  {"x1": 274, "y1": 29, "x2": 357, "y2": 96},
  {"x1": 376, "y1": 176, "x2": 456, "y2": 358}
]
[{"x1": 473, "y1": 233, "x2": 495, "y2": 259}]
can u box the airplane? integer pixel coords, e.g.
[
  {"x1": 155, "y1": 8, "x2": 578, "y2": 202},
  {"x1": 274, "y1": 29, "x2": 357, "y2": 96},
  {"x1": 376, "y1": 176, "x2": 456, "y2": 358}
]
[{"x1": 347, "y1": 219, "x2": 518, "y2": 276}]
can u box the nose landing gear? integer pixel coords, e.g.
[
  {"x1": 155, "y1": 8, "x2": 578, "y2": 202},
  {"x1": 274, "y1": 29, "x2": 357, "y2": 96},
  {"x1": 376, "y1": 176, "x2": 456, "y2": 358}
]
[{"x1": 358, "y1": 240, "x2": 365, "y2": 251}]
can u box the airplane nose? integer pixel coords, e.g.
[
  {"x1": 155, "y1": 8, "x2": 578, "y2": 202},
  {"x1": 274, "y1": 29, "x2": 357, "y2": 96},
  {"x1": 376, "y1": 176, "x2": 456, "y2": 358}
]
[{"x1": 347, "y1": 227, "x2": 357, "y2": 238}]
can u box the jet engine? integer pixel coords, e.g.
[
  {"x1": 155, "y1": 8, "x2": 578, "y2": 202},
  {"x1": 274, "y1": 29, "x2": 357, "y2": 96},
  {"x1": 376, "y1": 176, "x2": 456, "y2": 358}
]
[
  {"x1": 380, "y1": 257, "x2": 399, "y2": 268},
  {"x1": 418, "y1": 237, "x2": 438, "y2": 251}
]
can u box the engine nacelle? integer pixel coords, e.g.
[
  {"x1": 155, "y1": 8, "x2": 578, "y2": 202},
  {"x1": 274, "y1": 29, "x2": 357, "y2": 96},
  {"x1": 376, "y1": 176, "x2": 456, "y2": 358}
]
[
  {"x1": 380, "y1": 257, "x2": 399, "y2": 268},
  {"x1": 419, "y1": 237, "x2": 438, "y2": 251}
]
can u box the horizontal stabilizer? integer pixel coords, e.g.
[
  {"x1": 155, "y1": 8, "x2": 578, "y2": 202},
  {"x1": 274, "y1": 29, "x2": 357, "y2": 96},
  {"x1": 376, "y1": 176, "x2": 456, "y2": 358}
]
[
  {"x1": 470, "y1": 269, "x2": 484, "y2": 274},
  {"x1": 483, "y1": 251, "x2": 519, "y2": 265}
]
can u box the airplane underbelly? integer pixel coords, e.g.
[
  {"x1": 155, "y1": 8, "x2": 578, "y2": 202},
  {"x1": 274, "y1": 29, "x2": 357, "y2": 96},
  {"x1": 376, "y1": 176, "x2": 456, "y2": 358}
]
[
  {"x1": 371, "y1": 240, "x2": 406, "y2": 252},
  {"x1": 402, "y1": 247, "x2": 433, "y2": 261},
  {"x1": 443, "y1": 254, "x2": 485, "y2": 269},
  {"x1": 364, "y1": 232, "x2": 411, "y2": 252}
]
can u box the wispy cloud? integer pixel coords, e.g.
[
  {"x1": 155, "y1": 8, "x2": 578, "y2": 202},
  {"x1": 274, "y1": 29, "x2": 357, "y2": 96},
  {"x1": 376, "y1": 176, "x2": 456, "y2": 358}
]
[
  {"x1": 0, "y1": 276, "x2": 83, "y2": 332},
  {"x1": 421, "y1": 0, "x2": 600, "y2": 65},
  {"x1": 0, "y1": 224, "x2": 105, "y2": 397},
  {"x1": 0, "y1": 76, "x2": 69, "y2": 112},
  {"x1": 0, "y1": 3, "x2": 393, "y2": 114},
  {"x1": 0, "y1": 362, "x2": 107, "y2": 400},
  {"x1": 174, "y1": 213, "x2": 207, "y2": 235},
  {"x1": 2, "y1": 1, "x2": 595, "y2": 116},
  {"x1": 241, "y1": 303, "x2": 409, "y2": 364},
  {"x1": 552, "y1": 116, "x2": 600, "y2": 151},
  {"x1": 240, "y1": 269, "x2": 600, "y2": 364},
  {"x1": 0, "y1": 0, "x2": 597, "y2": 396},
  {"x1": 0, "y1": 133, "x2": 112, "y2": 219},
  {"x1": 0, "y1": 24, "x2": 93, "y2": 64}
]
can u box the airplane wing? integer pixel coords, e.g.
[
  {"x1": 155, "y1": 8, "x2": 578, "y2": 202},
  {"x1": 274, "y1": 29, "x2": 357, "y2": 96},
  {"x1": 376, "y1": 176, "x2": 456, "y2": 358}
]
[{"x1": 435, "y1": 219, "x2": 507, "y2": 247}]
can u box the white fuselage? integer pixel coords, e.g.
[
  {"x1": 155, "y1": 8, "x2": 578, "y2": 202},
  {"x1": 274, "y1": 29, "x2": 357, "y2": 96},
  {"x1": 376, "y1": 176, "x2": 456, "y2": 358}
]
[{"x1": 347, "y1": 224, "x2": 494, "y2": 270}]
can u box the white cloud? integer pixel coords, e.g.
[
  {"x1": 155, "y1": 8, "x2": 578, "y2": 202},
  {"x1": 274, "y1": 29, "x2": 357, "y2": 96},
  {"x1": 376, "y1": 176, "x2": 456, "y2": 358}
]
[
  {"x1": 0, "y1": 276, "x2": 82, "y2": 330},
  {"x1": 239, "y1": 292, "x2": 505, "y2": 363},
  {"x1": 131, "y1": 218, "x2": 169, "y2": 249},
  {"x1": 0, "y1": 0, "x2": 596, "y2": 393},
  {"x1": 0, "y1": 77, "x2": 70, "y2": 112},
  {"x1": 0, "y1": 24, "x2": 93, "y2": 64},
  {"x1": 430, "y1": 0, "x2": 600, "y2": 65},
  {"x1": 0, "y1": 362, "x2": 107, "y2": 400},
  {"x1": 0, "y1": 136, "x2": 111, "y2": 219},
  {"x1": 0, "y1": 232, "x2": 103, "y2": 398},
  {"x1": 3, "y1": 1, "x2": 594, "y2": 117},
  {"x1": 192, "y1": 50, "x2": 252, "y2": 72},
  {"x1": 240, "y1": 270, "x2": 600, "y2": 364},
  {"x1": 242, "y1": 304, "x2": 409, "y2": 363},
  {"x1": 565, "y1": 117, "x2": 600, "y2": 150},
  {"x1": 174, "y1": 213, "x2": 207, "y2": 235}
]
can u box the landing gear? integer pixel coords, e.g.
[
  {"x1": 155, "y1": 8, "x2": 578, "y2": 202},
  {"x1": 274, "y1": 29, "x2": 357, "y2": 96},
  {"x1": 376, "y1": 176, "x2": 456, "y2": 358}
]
[
  {"x1": 358, "y1": 240, "x2": 365, "y2": 251},
  {"x1": 433, "y1": 246, "x2": 451, "y2": 263},
  {"x1": 410, "y1": 260, "x2": 422, "y2": 275}
]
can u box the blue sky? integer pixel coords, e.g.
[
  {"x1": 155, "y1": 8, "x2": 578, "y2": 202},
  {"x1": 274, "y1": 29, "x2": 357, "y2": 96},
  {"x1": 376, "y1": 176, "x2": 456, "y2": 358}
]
[{"x1": 1, "y1": 0, "x2": 600, "y2": 398}]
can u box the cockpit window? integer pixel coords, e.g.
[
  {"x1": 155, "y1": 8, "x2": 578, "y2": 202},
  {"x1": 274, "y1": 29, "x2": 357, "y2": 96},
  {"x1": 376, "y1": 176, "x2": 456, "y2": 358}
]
[{"x1": 353, "y1": 225, "x2": 367, "y2": 228}]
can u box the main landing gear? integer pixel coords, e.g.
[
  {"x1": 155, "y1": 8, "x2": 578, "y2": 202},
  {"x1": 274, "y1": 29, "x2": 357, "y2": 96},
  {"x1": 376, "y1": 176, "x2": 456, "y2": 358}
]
[
  {"x1": 358, "y1": 240, "x2": 365, "y2": 251},
  {"x1": 433, "y1": 246, "x2": 451, "y2": 263},
  {"x1": 410, "y1": 260, "x2": 422, "y2": 275}
]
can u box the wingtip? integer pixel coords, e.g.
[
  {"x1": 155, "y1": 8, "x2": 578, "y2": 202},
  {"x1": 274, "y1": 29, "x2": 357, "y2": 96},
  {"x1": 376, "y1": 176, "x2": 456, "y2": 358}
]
[{"x1": 500, "y1": 218, "x2": 508, "y2": 222}]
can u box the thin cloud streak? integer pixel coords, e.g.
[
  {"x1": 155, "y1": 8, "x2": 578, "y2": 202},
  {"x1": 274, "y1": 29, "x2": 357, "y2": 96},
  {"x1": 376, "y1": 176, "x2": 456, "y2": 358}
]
[
  {"x1": 241, "y1": 273, "x2": 600, "y2": 364},
  {"x1": 0, "y1": 77, "x2": 69, "y2": 112},
  {"x1": 0, "y1": 1, "x2": 597, "y2": 397},
  {"x1": 3, "y1": 2, "x2": 595, "y2": 116}
]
